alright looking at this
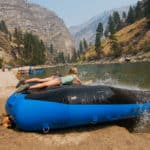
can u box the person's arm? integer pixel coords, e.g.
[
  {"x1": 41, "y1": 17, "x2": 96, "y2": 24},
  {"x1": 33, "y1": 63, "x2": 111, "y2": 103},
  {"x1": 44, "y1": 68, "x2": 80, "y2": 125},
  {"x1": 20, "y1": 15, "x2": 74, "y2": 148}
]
[{"x1": 75, "y1": 76, "x2": 82, "y2": 85}]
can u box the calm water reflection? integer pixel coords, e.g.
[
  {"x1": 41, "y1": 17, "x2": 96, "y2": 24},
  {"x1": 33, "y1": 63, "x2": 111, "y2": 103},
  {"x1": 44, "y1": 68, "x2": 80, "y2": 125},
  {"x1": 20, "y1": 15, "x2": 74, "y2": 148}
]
[{"x1": 38, "y1": 62, "x2": 150, "y2": 89}]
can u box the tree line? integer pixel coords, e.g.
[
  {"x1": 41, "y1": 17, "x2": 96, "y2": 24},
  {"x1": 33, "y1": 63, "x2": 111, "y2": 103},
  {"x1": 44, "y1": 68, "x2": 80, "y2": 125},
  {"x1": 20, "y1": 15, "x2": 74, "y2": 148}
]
[
  {"x1": 0, "y1": 20, "x2": 77, "y2": 65},
  {"x1": 69, "y1": 38, "x2": 89, "y2": 62},
  {"x1": 13, "y1": 28, "x2": 46, "y2": 65},
  {"x1": 0, "y1": 20, "x2": 46, "y2": 65},
  {"x1": 48, "y1": 43, "x2": 76, "y2": 64},
  {"x1": 94, "y1": 0, "x2": 150, "y2": 59}
]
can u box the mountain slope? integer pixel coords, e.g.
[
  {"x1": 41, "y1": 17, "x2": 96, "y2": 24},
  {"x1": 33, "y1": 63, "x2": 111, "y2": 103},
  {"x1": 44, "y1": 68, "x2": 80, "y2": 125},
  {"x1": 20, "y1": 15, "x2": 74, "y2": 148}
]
[
  {"x1": 69, "y1": 7, "x2": 129, "y2": 48},
  {"x1": 82, "y1": 18, "x2": 150, "y2": 62},
  {"x1": 0, "y1": 0, "x2": 74, "y2": 56},
  {"x1": 0, "y1": 31, "x2": 13, "y2": 64}
]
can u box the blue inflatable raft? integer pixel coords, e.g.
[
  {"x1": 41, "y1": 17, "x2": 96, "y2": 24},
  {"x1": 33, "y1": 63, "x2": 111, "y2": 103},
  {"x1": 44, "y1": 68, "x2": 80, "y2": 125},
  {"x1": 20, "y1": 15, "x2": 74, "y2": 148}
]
[
  {"x1": 29, "y1": 68, "x2": 45, "y2": 75},
  {"x1": 6, "y1": 85, "x2": 150, "y2": 133}
]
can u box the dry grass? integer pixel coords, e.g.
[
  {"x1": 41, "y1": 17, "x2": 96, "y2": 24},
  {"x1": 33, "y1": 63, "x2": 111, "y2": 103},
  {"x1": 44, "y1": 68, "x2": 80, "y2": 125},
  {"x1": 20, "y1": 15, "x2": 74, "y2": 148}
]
[{"x1": 83, "y1": 18, "x2": 150, "y2": 60}]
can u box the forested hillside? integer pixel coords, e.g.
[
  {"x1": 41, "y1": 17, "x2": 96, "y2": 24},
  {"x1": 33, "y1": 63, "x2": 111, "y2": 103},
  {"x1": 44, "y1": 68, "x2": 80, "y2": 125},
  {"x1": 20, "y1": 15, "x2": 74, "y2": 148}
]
[
  {"x1": 0, "y1": 21, "x2": 47, "y2": 67},
  {"x1": 0, "y1": 0, "x2": 75, "y2": 67},
  {"x1": 78, "y1": 0, "x2": 150, "y2": 63}
]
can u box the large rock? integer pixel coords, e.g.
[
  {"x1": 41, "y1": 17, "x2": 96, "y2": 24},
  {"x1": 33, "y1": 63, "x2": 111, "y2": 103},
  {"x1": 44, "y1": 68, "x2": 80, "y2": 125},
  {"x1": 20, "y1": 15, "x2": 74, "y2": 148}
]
[{"x1": 0, "y1": 0, "x2": 74, "y2": 57}]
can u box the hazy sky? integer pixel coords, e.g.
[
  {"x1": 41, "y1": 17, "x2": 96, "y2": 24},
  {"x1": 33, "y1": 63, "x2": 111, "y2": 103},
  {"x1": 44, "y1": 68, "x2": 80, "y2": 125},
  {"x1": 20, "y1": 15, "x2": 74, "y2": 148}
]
[{"x1": 30, "y1": 0, "x2": 139, "y2": 27}]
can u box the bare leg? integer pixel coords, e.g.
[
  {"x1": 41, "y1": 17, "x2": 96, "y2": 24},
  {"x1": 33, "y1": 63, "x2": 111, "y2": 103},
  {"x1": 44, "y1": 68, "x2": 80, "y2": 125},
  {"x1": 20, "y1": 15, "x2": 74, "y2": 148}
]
[
  {"x1": 25, "y1": 78, "x2": 41, "y2": 83},
  {"x1": 29, "y1": 78, "x2": 61, "y2": 89},
  {"x1": 25, "y1": 76, "x2": 55, "y2": 83}
]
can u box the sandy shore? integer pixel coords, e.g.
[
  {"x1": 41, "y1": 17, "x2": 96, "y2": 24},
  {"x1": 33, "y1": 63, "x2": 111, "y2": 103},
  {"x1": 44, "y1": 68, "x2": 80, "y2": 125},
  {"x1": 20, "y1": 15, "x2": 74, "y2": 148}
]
[
  {"x1": 0, "y1": 69, "x2": 18, "y2": 113},
  {"x1": 0, "y1": 69, "x2": 150, "y2": 150}
]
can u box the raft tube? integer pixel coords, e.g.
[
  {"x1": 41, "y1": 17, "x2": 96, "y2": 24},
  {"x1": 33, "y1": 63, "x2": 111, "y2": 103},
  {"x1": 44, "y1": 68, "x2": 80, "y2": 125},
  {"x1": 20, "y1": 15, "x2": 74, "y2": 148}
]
[
  {"x1": 29, "y1": 69, "x2": 45, "y2": 75},
  {"x1": 6, "y1": 85, "x2": 150, "y2": 132}
]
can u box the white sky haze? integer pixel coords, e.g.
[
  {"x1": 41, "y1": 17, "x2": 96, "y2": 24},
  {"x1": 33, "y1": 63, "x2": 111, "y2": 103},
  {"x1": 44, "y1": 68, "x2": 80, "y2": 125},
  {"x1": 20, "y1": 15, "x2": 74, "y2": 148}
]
[{"x1": 30, "y1": 0, "x2": 139, "y2": 27}]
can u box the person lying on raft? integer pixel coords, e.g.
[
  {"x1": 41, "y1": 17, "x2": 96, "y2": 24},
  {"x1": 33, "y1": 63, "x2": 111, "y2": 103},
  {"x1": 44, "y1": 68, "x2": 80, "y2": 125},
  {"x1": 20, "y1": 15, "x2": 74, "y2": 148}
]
[
  {"x1": 16, "y1": 70, "x2": 62, "y2": 88},
  {"x1": 16, "y1": 67, "x2": 82, "y2": 92}
]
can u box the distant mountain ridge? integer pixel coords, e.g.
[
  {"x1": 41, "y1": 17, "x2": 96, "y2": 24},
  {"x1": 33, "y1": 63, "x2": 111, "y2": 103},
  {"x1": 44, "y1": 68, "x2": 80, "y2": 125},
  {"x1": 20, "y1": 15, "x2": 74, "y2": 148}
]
[
  {"x1": 0, "y1": 0, "x2": 74, "y2": 56},
  {"x1": 69, "y1": 6, "x2": 129, "y2": 48}
]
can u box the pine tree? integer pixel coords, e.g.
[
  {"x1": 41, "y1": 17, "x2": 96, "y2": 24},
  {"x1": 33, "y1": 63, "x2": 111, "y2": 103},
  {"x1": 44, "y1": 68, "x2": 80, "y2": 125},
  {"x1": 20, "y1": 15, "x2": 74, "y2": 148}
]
[
  {"x1": 49, "y1": 44, "x2": 54, "y2": 54},
  {"x1": 0, "y1": 20, "x2": 8, "y2": 34},
  {"x1": 22, "y1": 32, "x2": 32, "y2": 64},
  {"x1": 135, "y1": 1, "x2": 143, "y2": 20},
  {"x1": 8, "y1": 32, "x2": 12, "y2": 41},
  {"x1": 108, "y1": 15, "x2": 115, "y2": 36},
  {"x1": 71, "y1": 49, "x2": 78, "y2": 62},
  {"x1": 95, "y1": 33, "x2": 100, "y2": 55},
  {"x1": 38, "y1": 40, "x2": 46, "y2": 64},
  {"x1": 77, "y1": 50, "x2": 80, "y2": 59},
  {"x1": 104, "y1": 28, "x2": 109, "y2": 38},
  {"x1": 0, "y1": 58, "x2": 3, "y2": 68},
  {"x1": 83, "y1": 38, "x2": 88, "y2": 50},
  {"x1": 110, "y1": 35, "x2": 122, "y2": 58},
  {"x1": 126, "y1": 6, "x2": 135, "y2": 24},
  {"x1": 79, "y1": 40, "x2": 83, "y2": 54},
  {"x1": 144, "y1": 0, "x2": 150, "y2": 28},
  {"x1": 122, "y1": 11, "x2": 127, "y2": 20},
  {"x1": 22, "y1": 32, "x2": 46, "y2": 65},
  {"x1": 66, "y1": 54, "x2": 71, "y2": 63},
  {"x1": 13, "y1": 28, "x2": 23, "y2": 47},
  {"x1": 95, "y1": 22, "x2": 103, "y2": 58},
  {"x1": 57, "y1": 52, "x2": 65, "y2": 63},
  {"x1": 144, "y1": 0, "x2": 150, "y2": 19},
  {"x1": 113, "y1": 11, "x2": 121, "y2": 31}
]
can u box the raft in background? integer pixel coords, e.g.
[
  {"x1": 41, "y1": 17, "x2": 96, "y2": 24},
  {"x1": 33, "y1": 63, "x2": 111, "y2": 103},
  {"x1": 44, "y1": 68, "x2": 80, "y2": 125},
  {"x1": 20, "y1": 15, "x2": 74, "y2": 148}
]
[
  {"x1": 6, "y1": 85, "x2": 150, "y2": 133},
  {"x1": 29, "y1": 68, "x2": 45, "y2": 75},
  {"x1": 16, "y1": 68, "x2": 45, "y2": 76}
]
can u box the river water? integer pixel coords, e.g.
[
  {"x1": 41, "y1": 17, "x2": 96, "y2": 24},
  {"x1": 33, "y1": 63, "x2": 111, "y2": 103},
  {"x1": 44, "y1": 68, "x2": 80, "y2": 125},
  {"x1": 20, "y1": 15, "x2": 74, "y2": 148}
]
[
  {"x1": 40, "y1": 62, "x2": 150, "y2": 89},
  {"x1": 33, "y1": 62, "x2": 150, "y2": 132}
]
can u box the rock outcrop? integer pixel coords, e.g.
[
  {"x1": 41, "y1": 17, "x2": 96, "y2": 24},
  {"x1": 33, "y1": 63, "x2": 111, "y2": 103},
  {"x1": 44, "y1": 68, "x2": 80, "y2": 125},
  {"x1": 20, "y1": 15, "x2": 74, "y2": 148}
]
[
  {"x1": 0, "y1": 0, "x2": 74, "y2": 57},
  {"x1": 0, "y1": 31, "x2": 13, "y2": 64}
]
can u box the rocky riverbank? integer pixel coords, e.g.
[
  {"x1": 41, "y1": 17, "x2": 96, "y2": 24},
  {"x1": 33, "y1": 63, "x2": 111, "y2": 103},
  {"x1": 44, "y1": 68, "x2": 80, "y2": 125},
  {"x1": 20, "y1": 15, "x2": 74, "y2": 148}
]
[{"x1": 79, "y1": 51, "x2": 150, "y2": 65}]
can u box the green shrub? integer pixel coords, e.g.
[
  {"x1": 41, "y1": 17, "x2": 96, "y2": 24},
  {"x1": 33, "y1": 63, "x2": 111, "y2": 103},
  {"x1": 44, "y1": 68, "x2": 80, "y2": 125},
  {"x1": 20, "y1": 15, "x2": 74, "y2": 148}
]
[
  {"x1": 143, "y1": 40, "x2": 150, "y2": 52},
  {"x1": 111, "y1": 38, "x2": 122, "y2": 58},
  {"x1": 0, "y1": 58, "x2": 3, "y2": 68},
  {"x1": 0, "y1": 20, "x2": 9, "y2": 34}
]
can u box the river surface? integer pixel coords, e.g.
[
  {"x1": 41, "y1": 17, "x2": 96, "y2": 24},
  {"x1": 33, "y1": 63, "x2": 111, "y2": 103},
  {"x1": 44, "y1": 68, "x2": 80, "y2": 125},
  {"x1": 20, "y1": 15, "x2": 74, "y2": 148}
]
[
  {"x1": 31, "y1": 62, "x2": 150, "y2": 132},
  {"x1": 38, "y1": 62, "x2": 150, "y2": 90}
]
